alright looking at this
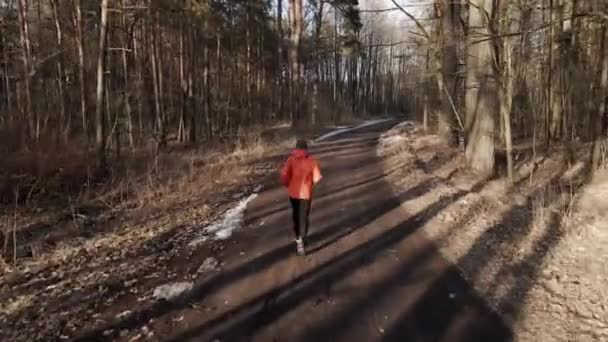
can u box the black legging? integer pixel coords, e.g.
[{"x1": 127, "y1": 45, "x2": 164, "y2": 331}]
[{"x1": 289, "y1": 197, "x2": 311, "y2": 240}]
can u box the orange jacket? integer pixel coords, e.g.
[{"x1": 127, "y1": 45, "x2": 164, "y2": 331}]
[{"x1": 280, "y1": 149, "x2": 322, "y2": 199}]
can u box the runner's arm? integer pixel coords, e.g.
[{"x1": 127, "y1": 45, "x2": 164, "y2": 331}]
[
  {"x1": 312, "y1": 160, "x2": 322, "y2": 185},
  {"x1": 280, "y1": 158, "x2": 292, "y2": 187}
]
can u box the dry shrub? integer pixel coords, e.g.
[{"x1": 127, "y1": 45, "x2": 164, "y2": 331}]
[
  {"x1": 101, "y1": 126, "x2": 294, "y2": 212},
  {"x1": 579, "y1": 170, "x2": 608, "y2": 221},
  {"x1": 0, "y1": 137, "x2": 96, "y2": 206},
  {"x1": 1, "y1": 124, "x2": 294, "y2": 225},
  {"x1": 0, "y1": 124, "x2": 296, "y2": 266}
]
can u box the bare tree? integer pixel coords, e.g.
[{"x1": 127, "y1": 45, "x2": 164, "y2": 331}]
[
  {"x1": 592, "y1": 24, "x2": 608, "y2": 169},
  {"x1": 438, "y1": 0, "x2": 459, "y2": 144},
  {"x1": 95, "y1": 0, "x2": 110, "y2": 167},
  {"x1": 17, "y1": 0, "x2": 35, "y2": 142},
  {"x1": 499, "y1": 0, "x2": 515, "y2": 182},
  {"x1": 288, "y1": 0, "x2": 304, "y2": 125},
  {"x1": 50, "y1": 0, "x2": 67, "y2": 140},
  {"x1": 465, "y1": 0, "x2": 497, "y2": 176},
  {"x1": 72, "y1": 0, "x2": 87, "y2": 138}
]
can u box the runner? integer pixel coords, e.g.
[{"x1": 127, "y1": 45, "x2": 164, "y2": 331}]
[{"x1": 280, "y1": 139, "x2": 323, "y2": 255}]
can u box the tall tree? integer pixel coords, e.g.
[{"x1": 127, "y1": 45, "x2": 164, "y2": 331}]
[
  {"x1": 288, "y1": 0, "x2": 304, "y2": 125},
  {"x1": 465, "y1": 0, "x2": 497, "y2": 176},
  {"x1": 310, "y1": 0, "x2": 325, "y2": 125},
  {"x1": 438, "y1": 0, "x2": 459, "y2": 144},
  {"x1": 72, "y1": 0, "x2": 87, "y2": 137},
  {"x1": 50, "y1": 0, "x2": 67, "y2": 140},
  {"x1": 95, "y1": 0, "x2": 110, "y2": 167},
  {"x1": 17, "y1": 0, "x2": 35, "y2": 142},
  {"x1": 592, "y1": 24, "x2": 608, "y2": 169},
  {"x1": 499, "y1": 0, "x2": 515, "y2": 182}
]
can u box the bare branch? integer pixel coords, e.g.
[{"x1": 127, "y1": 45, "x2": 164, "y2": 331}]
[
  {"x1": 360, "y1": 8, "x2": 399, "y2": 13},
  {"x1": 390, "y1": 0, "x2": 431, "y2": 40}
]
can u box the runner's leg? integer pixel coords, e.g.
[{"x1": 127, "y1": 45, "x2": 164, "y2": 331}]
[
  {"x1": 289, "y1": 198, "x2": 301, "y2": 239},
  {"x1": 303, "y1": 199, "x2": 311, "y2": 243}
]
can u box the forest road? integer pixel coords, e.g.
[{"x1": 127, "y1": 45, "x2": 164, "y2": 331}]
[{"x1": 129, "y1": 120, "x2": 513, "y2": 342}]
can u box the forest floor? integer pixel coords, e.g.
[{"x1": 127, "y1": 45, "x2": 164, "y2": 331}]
[
  {"x1": 378, "y1": 122, "x2": 608, "y2": 341},
  {"x1": 1, "y1": 119, "x2": 606, "y2": 341}
]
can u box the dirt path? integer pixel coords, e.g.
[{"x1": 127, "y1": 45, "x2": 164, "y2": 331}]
[{"x1": 77, "y1": 122, "x2": 512, "y2": 341}]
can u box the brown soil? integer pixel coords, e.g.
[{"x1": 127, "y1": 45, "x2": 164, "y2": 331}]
[
  {"x1": 379, "y1": 123, "x2": 608, "y2": 341},
  {"x1": 1, "y1": 121, "x2": 514, "y2": 342}
]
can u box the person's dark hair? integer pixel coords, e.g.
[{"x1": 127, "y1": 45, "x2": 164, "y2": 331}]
[{"x1": 296, "y1": 139, "x2": 308, "y2": 150}]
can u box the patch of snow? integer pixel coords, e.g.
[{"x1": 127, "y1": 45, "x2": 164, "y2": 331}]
[
  {"x1": 189, "y1": 193, "x2": 258, "y2": 246},
  {"x1": 197, "y1": 257, "x2": 219, "y2": 274},
  {"x1": 377, "y1": 135, "x2": 405, "y2": 156},
  {"x1": 271, "y1": 122, "x2": 291, "y2": 129},
  {"x1": 253, "y1": 184, "x2": 263, "y2": 193},
  {"x1": 152, "y1": 282, "x2": 193, "y2": 301},
  {"x1": 381, "y1": 135, "x2": 406, "y2": 146},
  {"x1": 394, "y1": 120, "x2": 415, "y2": 128},
  {"x1": 353, "y1": 118, "x2": 393, "y2": 130},
  {"x1": 232, "y1": 192, "x2": 245, "y2": 199},
  {"x1": 315, "y1": 119, "x2": 393, "y2": 142},
  {"x1": 115, "y1": 310, "x2": 132, "y2": 319},
  {"x1": 377, "y1": 120, "x2": 418, "y2": 157},
  {"x1": 315, "y1": 128, "x2": 351, "y2": 143},
  {"x1": 188, "y1": 235, "x2": 208, "y2": 247}
]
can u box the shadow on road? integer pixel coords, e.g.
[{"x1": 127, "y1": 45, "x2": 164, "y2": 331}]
[{"x1": 75, "y1": 121, "x2": 514, "y2": 342}]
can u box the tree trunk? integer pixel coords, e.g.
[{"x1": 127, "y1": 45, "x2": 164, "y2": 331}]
[
  {"x1": 121, "y1": 0, "x2": 133, "y2": 149},
  {"x1": 95, "y1": 0, "x2": 110, "y2": 168},
  {"x1": 423, "y1": 48, "x2": 430, "y2": 132},
  {"x1": 73, "y1": 0, "x2": 87, "y2": 138},
  {"x1": 204, "y1": 21, "x2": 211, "y2": 139},
  {"x1": 549, "y1": 0, "x2": 563, "y2": 140},
  {"x1": 246, "y1": 4, "x2": 252, "y2": 117},
  {"x1": 276, "y1": 0, "x2": 284, "y2": 116},
  {"x1": 134, "y1": 20, "x2": 144, "y2": 142},
  {"x1": 311, "y1": 0, "x2": 324, "y2": 126},
  {"x1": 499, "y1": 1, "x2": 515, "y2": 183},
  {"x1": 465, "y1": 0, "x2": 497, "y2": 176},
  {"x1": 439, "y1": 0, "x2": 458, "y2": 144},
  {"x1": 188, "y1": 20, "x2": 196, "y2": 143},
  {"x1": 178, "y1": 14, "x2": 187, "y2": 143},
  {"x1": 1, "y1": 21, "x2": 12, "y2": 112},
  {"x1": 50, "y1": 0, "x2": 67, "y2": 141},
  {"x1": 288, "y1": 0, "x2": 303, "y2": 126},
  {"x1": 17, "y1": 0, "x2": 36, "y2": 143},
  {"x1": 149, "y1": 6, "x2": 163, "y2": 146},
  {"x1": 592, "y1": 25, "x2": 608, "y2": 169},
  {"x1": 333, "y1": 7, "x2": 340, "y2": 120},
  {"x1": 155, "y1": 12, "x2": 166, "y2": 145}
]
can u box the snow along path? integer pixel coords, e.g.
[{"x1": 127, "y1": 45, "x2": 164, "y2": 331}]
[
  {"x1": 189, "y1": 119, "x2": 393, "y2": 247},
  {"x1": 314, "y1": 118, "x2": 393, "y2": 142},
  {"x1": 189, "y1": 187, "x2": 263, "y2": 247},
  {"x1": 377, "y1": 121, "x2": 416, "y2": 157}
]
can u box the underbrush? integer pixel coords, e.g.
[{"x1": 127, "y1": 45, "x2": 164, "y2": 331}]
[{"x1": 0, "y1": 124, "x2": 295, "y2": 270}]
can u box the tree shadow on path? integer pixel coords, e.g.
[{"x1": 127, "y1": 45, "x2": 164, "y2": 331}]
[{"x1": 166, "y1": 183, "x2": 510, "y2": 342}]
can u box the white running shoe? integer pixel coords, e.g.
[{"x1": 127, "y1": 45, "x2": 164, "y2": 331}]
[{"x1": 296, "y1": 238, "x2": 305, "y2": 256}]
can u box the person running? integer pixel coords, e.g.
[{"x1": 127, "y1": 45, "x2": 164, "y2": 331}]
[{"x1": 280, "y1": 139, "x2": 323, "y2": 255}]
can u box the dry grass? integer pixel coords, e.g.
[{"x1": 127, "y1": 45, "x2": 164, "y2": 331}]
[
  {"x1": 0, "y1": 125, "x2": 295, "y2": 269},
  {"x1": 379, "y1": 122, "x2": 608, "y2": 341},
  {"x1": 579, "y1": 170, "x2": 608, "y2": 221},
  {"x1": 115, "y1": 131, "x2": 293, "y2": 211},
  {"x1": 0, "y1": 294, "x2": 33, "y2": 316}
]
